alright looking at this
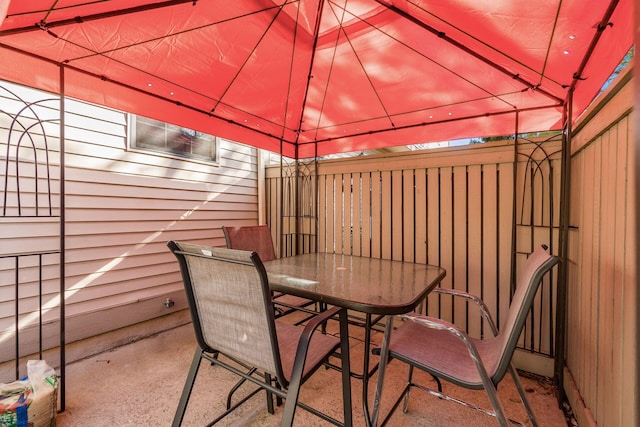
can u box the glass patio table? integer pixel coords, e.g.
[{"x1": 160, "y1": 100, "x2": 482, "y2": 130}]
[{"x1": 263, "y1": 252, "x2": 446, "y2": 427}]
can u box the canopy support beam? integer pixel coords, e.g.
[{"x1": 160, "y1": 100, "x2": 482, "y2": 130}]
[
  {"x1": 297, "y1": 103, "x2": 563, "y2": 149},
  {"x1": 566, "y1": 0, "x2": 620, "y2": 89}
]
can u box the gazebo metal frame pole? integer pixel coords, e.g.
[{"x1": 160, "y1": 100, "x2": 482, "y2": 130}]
[
  {"x1": 58, "y1": 64, "x2": 67, "y2": 412},
  {"x1": 555, "y1": 88, "x2": 572, "y2": 405}
]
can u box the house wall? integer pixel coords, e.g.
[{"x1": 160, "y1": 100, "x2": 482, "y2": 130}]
[
  {"x1": 564, "y1": 69, "x2": 636, "y2": 427},
  {"x1": 0, "y1": 80, "x2": 260, "y2": 372}
]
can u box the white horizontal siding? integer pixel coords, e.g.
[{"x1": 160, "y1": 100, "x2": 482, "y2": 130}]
[{"x1": 0, "y1": 80, "x2": 261, "y2": 364}]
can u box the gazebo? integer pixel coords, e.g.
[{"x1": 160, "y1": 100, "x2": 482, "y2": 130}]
[{"x1": 0, "y1": 1, "x2": 636, "y2": 426}]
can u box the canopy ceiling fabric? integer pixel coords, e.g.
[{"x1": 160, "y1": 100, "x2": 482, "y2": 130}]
[{"x1": 0, "y1": 0, "x2": 633, "y2": 158}]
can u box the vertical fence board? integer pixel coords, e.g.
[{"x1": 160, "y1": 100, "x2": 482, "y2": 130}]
[
  {"x1": 274, "y1": 174, "x2": 282, "y2": 256},
  {"x1": 391, "y1": 170, "x2": 403, "y2": 261},
  {"x1": 497, "y1": 162, "x2": 513, "y2": 330},
  {"x1": 452, "y1": 166, "x2": 468, "y2": 327},
  {"x1": 566, "y1": 151, "x2": 583, "y2": 374},
  {"x1": 403, "y1": 170, "x2": 415, "y2": 263},
  {"x1": 317, "y1": 174, "x2": 327, "y2": 253},
  {"x1": 467, "y1": 165, "x2": 482, "y2": 338},
  {"x1": 439, "y1": 167, "x2": 453, "y2": 319},
  {"x1": 533, "y1": 155, "x2": 545, "y2": 228},
  {"x1": 335, "y1": 174, "x2": 344, "y2": 254},
  {"x1": 552, "y1": 157, "x2": 562, "y2": 229},
  {"x1": 531, "y1": 207, "x2": 547, "y2": 351},
  {"x1": 382, "y1": 171, "x2": 393, "y2": 260},
  {"x1": 352, "y1": 173, "x2": 362, "y2": 256},
  {"x1": 482, "y1": 164, "x2": 499, "y2": 335},
  {"x1": 414, "y1": 169, "x2": 427, "y2": 265},
  {"x1": 426, "y1": 168, "x2": 441, "y2": 315},
  {"x1": 361, "y1": 173, "x2": 371, "y2": 258},
  {"x1": 597, "y1": 130, "x2": 614, "y2": 424},
  {"x1": 326, "y1": 175, "x2": 336, "y2": 253},
  {"x1": 343, "y1": 173, "x2": 352, "y2": 255},
  {"x1": 610, "y1": 123, "x2": 625, "y2": 427},
  {"x1": 620, "y1": 115, "x2": 635, "y2": 427},
  {"x1": 413, "y1": 169, "x2": 428, "y2": 264},
  {"x1": 590, "y1": 138, "x2": 603, "y2": 416},
  {"x1": 583, "y1": 140, "x2": 599, "y2": 410},
  {"x1": 371, "y1": 171, "x2": 381, "y2": 258}
]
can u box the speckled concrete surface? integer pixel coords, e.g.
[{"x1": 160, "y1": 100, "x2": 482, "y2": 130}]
[{"x1": 55, "y1": 320, "x2": 568, "y2": 427}]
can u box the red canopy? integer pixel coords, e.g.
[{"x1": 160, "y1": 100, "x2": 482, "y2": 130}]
[{"x1": 0, "y1": 1, "x2": 632, "y2": 158}]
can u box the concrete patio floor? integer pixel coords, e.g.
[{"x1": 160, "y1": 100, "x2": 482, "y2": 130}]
[{"x1": 55, "y1": 316, "x2": 569, "y2": 427}]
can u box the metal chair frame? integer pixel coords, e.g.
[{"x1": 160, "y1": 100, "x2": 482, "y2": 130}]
[
  {"x1": 377, "y1": 245, "x2": 559, "y2": 427},
  {"x1": 168, "y1": 241, "x2": 352, "y2": 426}
]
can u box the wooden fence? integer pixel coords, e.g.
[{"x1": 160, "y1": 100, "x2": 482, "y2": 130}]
[{"x1": 266, "y1": 135, "x2": 562, "y2": 369}]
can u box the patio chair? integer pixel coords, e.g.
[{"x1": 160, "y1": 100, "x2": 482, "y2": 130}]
[
  {"x1": 375, "y1": 244, "x2": 559, "y2": 427},
  {"x1": 222, "y1": 225, "x2": 317, "y2": 317},
  {"x1": 168, "y1": 241, "x2": 352, "y2": 426}
]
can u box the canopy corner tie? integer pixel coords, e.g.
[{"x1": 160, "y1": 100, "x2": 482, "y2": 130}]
[
  {"x1": 74, "y1": 16, "x2": 84, "y2": 24},
  {"x1": 37, "y1": 21, "x2": 59, "y2": 38},
  {"x1": 572, "y1": 73, "x2": 587, "y2": 81}
]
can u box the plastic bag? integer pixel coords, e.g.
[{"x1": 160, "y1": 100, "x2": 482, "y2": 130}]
[{"x1": 0, "y1": 360, "x2": 58, "y2": 427}]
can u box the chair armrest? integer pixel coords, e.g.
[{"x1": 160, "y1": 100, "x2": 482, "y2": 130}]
[
  {"x1": 301, "y1": 305, "x2": 342, "y2": 333},
  {"x1": 287, "y1": 306, "x2": 342, "y2": 383},
  {"x1": 284, "y1": 306, "x2": 345, "y2": 398},
  {"x1": 431, "y1": 288, "x2": 499, "y2": 336}
]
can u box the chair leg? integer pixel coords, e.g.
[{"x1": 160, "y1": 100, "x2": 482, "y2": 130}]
[
  {"x1": 281, "y1": 347, "x2": 307, "y2": 426},
  {"x1": 265, "y1": 373, "x2": 275, "y2": 414},
  {"x1": 172, "y1": 347, "x2": 203, "y2": 427},
  {"x1": 225, "y1": 368, "x2": 256, "y2": 410},
  {"x1": 508, "y1": 364, "x2": 538, "y2": 427},
  {"x1": 402, "y1": 365, "x2": 414, "y2": 413},
  {"x1": 483, "y1": 380, "x2": 509, "y2": 427}
]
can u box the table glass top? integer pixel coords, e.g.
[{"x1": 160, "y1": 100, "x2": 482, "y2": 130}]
[{"x1": 264, "y1": 253, "x2": 446, "y2": 315}]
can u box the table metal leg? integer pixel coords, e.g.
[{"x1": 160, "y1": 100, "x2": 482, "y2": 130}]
[
  {"x1": 362, "y1": 314, "x2": 373, "y2": 425},
  {"x1": 339, "y1": 309, "x2": 353, "y2": 426},
  {"x1": 370, "y1": 316, "x2": 394, "y2": 426}
]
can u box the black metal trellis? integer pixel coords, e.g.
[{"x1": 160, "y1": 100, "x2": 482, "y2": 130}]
[
  {"x1": 515, "y1": 132, "x2": 563, "y2": 357},
  {"x1": 0, "y1": 80, "x2": 65, "y2": 411}
]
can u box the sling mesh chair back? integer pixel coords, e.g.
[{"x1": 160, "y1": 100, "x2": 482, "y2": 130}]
[
  {"x1": 222, "y1": 225, "x2": 277, "y2": 261},
  {"x1": 377, "y1": 244, "x2": 559, "y2": 427},
  {"x1": 168, "y1": 241, "x2": 352, "y2": 426},
  {"x1": 222, "y1": 225, "x2": 317, "y2": 317}
]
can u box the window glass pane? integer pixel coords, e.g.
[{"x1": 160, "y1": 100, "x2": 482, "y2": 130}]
[
  {"x1": 135, "y1": 118, "x2": 167, "y2": 150},
  {"x1": 131, "y1": 115, "x2": 216, "y2": 162}
]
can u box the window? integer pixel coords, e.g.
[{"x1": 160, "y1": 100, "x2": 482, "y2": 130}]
[{"x1": 130, "y1": 115, "x2": 218, "y2": 162}]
